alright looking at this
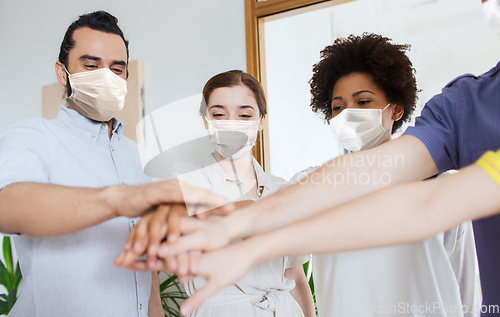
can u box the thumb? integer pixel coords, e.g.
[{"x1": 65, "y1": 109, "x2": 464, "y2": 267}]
[
  {"x1": 180, "y1": 216, "x2": 205, "y2": 234},
  {"x1": 180, "y1": 279, "x2": 221, "y2": 316}
]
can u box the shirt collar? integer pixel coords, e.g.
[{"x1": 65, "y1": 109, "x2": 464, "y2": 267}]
[
  {"x1": 202, "y1": 153, "x2": 228, "y2": 189},
  {"x1": 201, "y1": 153, "x2": 272, "y2": 192},
  {"x1": 55, "y1": 105, "x2": 124, "y2": 142},
  {"x1": 251, "y1": 156, "x2": 273, "y2": 193}
]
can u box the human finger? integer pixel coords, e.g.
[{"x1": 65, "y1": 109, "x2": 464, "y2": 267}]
[
  {"x1": 166, "y1": 204, "x2": 185, "y2": 243},
  {"x1": 117, "y1": 213, "x2": 153, "y2": 266},
  {"x1": 127, "y1": 258, "x2": 168, "y2": 272},
  {"x1": 114, "y1": 221, "x2": 139, "y2": 266},
  {"x1": 177, "y1": 182, "x2": 234, "y2": 213},
  {"x1": 177, "y1": 252, "x2": 189, "y2": 276},
  {"x1": 166, "y1": 255, "x2": 178, "y2": 272},
  {"x1": 180, "y1": 279, "x2": 222, "y2": 316},
  {"x1": 189, "y1": 250, "x2": 201, "y2": 274},
  {"x1": 147, "y1": 205, "x2": 170, "y2": 268},
  {"x1": 194, "y1": 203, "x2": 234, "y2": 220},
  {"x1": 158, "y1": 230, "x2": 206, "y2": 258}
]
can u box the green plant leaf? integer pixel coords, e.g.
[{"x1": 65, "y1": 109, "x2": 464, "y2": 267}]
[
  {"x1": 0, "y1": 301, "x2": 8, "y2": 314},
  {"x1": 2, "y1": 238, "x2": 13, "y2": 276},
  {"x1": 302, "y1": 261, "x2": 309, "y2": 276},
  {"x1": 0, "y1": 261, "x2": 14, "y2": 290},
  {"x1": 13, "y1": 262, "x2": 22, "y2": 289},
  {"x1": 159, "y1": 274, "x2": 178, "y2": 292},
  {"x1": 0, "y1": 260, "x2": 6, "y2": 285},
  {"x1": 6, "y1": 289, "x2": 16, "y2": 311},
  {"x1": 160, "y1": 273, "x2": 187, "y2": 317}
]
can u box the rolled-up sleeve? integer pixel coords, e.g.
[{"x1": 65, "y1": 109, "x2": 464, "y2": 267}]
[
  {"x1": 286, "y1": 254, "x2": 312, "y2": 269},
  {"x1": 0, "y1": 124, "x2": 50, "y2": 190},
  {"x1": 404, "y1": 84, "x2": 460, "y2": 173}
]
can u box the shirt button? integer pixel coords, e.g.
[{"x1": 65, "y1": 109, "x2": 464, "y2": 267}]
[
  {"x1": 111, "y1": 147, "x2": 114, "y2": 151},
  {"x1": 101, "y1": 123, "x2": 106, "y2": 129},
  {"x1": 140, "y1": 304, "x2": 142, "y2": 309},
  {"x1": 131, "y1": 221, "x2": 135, "y2": 226},
  {"x1": 91, "y1": 135, "x2": 95, "y2": 138}
]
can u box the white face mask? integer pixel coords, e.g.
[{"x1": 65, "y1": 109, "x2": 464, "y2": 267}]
[
  {"x1": 206, "y1": 118, "x2": 260, "y2": 160},
  {"x1": 330, "y1": 103, "x2": 391, "y2": 152},
  {"x1": 483, "y1": 0, "x2": 500, "y2": 35},
  {"x1": 65, "y1": 67, "x2": 127, "y2": 122}
]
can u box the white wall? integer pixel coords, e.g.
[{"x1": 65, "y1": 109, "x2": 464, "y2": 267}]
[{"x1": 0, "y1": 0, "x2": 246, "y2": 134}]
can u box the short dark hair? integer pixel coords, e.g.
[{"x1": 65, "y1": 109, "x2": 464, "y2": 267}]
[
  {"x1": 59, "y1": 10, "x2": 129, "y2": 67},
  {"x1": 200, "y1": 70, "x2": 267, "y2": 117},
  {"x1": 309, "y1": 33, "x2": 418, "y2": 133},
  {"x1": 59, "y1": 11, "x2": 129, "y2": 96}
]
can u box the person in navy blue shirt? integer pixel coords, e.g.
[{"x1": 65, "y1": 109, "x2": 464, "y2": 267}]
[{"x1": 404, "y1": 61, "x2": 500, "y2": 317}]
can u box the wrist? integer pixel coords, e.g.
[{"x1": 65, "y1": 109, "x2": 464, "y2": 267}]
[
  {"x1": 102, "y1": 184, "x2": 123, "y2": 218},
  {"x1": 239, "y1": 234, "x2": 269, "y2": 265},
  {"x1": 223, "y1": 209, "x2": 254, "y2": 241}
]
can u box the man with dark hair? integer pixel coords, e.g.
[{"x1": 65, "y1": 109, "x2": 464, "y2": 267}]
[{"x1": 0, "y1": 10, "x2": 228, "y2": 316}]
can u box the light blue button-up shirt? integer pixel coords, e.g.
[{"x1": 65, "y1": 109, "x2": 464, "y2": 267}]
[{"x1": 0, "y1": 106, "x2": 152, "y2": 317}]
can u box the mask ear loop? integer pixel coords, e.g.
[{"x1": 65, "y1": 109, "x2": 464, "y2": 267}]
[
  {"x1": 382, "y1": 103, "x2": 391, "y2": 112},
  {"x1": 62, "y1": 65, "x2": 70, "y2": 76},
  {"x1": 62, "y1": 65, "x2": 74, "y2": 99}
]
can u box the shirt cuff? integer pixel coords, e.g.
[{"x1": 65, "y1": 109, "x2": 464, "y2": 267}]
[{"x1": 476, "y1": 150, "x2": 500, "y2": 186}]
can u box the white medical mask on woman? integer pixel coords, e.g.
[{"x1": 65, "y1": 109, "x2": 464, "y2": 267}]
[
  {"x1": 330, "y1": 103, "x2": 391, "y2": 152},
  {"x1": 65, "y1": 67, "x2": 127, "y2": 122},
  {"x1": 483, "y1": 0, "x2": 500, "y2": 35},
  {"x1": 206, "y1": 118, "x2": 260, "y2": 160}
]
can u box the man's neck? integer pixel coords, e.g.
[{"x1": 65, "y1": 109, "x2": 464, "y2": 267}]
[
  {"x1": 67, "y1": 104, "x2": 114, "y2": 140},
  {"x1": 106, "y1": 119, "x2": 114, "y2": 140}
]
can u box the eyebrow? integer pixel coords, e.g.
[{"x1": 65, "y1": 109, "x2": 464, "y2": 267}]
[
  {"x1": 79, "y1": 54, "x2": 127, "y2": 67},
  {"x1": 332, "y1": 90, "x2": 375, "y2": 101},
  {"x1": 209, "y1": 105, "x2": 257, "y2": 111},
  {"x1": 239, "y1": 105, "x2": 256, "y2": 111},
  {"x1": 79, "y1": 54, "x2": 101, "y2": 62},
  {"x1": 209, "y1": 105, "x2": 225, "y2": 110}
]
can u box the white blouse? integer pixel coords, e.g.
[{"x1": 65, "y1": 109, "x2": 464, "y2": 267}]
[
  {"x1": 169, "y1": 153, "x2": 310, "y2": 317},
  {"x1": 290, "y1": 167, "x2": 481, "y2": 317}
]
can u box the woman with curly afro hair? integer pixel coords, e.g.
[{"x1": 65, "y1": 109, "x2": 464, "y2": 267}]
[
  {"x1": 290, "y1": 33, "x2": 480, "y2": 317},
  {"x1": 310, "y1": 33, "x2": 418, "y2": 150}
]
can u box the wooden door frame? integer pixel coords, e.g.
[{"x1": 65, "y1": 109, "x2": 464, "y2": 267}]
[{"x1": 246, "y1": 0, "x2": 348, "y2": 170}]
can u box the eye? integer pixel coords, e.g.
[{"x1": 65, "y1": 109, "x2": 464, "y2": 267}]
[
  {"x1": 212, "y1": 113, "x2": 225, "y2": 119},
  {"x1": 331, "y1": 105, "x2": 345, "y2": 112},
  {"x1": 358, "y1": 100, "x2": 371, "y2": 106},
  {"x1": 111, "y1": 67, "x2": 124, "y2": 74},
  {"x1": 239, "y1": 114, "x2": 253, "y2": 119},
  {"x1": 84, "y1": 64, "x2": 98, "y2": 69}
]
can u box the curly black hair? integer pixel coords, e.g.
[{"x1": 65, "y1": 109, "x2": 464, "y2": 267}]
[{"x1": 309, "y1": 33, "x2": 418, "y2": 133}]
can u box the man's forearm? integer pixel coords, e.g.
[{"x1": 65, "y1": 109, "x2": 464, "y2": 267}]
[
  {"x1": 225, "y1": 135, "x2": 438, "y2": 241},
  {"x1": 148, "y1": 271, "x2": 163, "y2": 317},
  {"x1": 244, "y1": 164, "x2": 500, "y2": 263},
  {"x1": 0, "y1": 179, "x2": 231, "y2": 238},
  {"x1": 0, "y1": 182, "x2": 117, "y2": 237}
]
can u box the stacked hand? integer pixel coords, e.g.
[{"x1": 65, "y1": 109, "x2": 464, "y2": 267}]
[{"x1": 114, "y1": 200, "x2": 256, "y2": 315}]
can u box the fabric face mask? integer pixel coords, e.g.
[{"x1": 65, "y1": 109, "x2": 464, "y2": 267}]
[
  {"x1": 65, "y1": 67, "x2": 127, "y2": 122},
  {"x1": 206, "y1": 118, "x2": 260, "y2": 160},
  {"x1": 330, "y1": 103, "x2": 391, "y2": 152},
  {"x1": 483, "y1": 0, "x2": 500, "y2": 35}
]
